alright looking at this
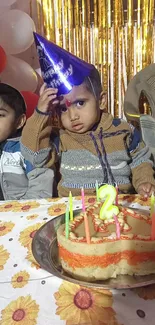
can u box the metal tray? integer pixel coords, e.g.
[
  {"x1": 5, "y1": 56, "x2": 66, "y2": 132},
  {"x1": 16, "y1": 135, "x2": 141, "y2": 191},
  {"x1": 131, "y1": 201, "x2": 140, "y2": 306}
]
[{"x1": 32, "y1": 210, "x2": 155, "y2": 289}]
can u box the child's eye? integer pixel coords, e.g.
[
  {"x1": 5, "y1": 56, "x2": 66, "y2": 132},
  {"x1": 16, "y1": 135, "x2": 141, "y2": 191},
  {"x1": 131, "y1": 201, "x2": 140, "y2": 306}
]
[
  {"x1": 0, "y1": 114, "x2": 5, "y2": 117},
  {"x1": 60, "y1": 105, "x2": 68, "y2": 113},
  {"x1": 76, "y1": 101, "x2": 85, "y2": 107}
]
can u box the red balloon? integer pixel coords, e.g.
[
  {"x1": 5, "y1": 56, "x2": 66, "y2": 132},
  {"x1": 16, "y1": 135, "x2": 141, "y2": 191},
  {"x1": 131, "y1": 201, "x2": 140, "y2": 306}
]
[
  {"x1": 21, "y1": 91, "x2": 39, "y2": 119},
  {"x1": 0, "y1": 46, "x2": 7, "y2": 73}
]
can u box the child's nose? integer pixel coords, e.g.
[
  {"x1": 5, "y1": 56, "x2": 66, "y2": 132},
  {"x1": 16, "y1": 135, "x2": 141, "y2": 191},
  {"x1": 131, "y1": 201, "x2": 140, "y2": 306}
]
[{"x1": 69, "y1": 107, "x2": 79, "y2": 121}]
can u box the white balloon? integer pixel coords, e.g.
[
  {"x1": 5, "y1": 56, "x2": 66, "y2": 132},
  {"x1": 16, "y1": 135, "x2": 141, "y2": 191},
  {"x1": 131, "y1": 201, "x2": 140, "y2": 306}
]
[
  {"x1": 0, "y1": 10, "x2": 36, "y2": 55},
  {"x1": 35, "y1": 68, "x2": 42, "y2": 76},
  {"x1": 0, "y1": 7, "x2": 10, "y2": 17},
  {"x1": 0, "y1": 0, "x2": 16, "y2": 6},
  {"x1": 0, "y1": 56, "x2": 38, "y2": 92}
]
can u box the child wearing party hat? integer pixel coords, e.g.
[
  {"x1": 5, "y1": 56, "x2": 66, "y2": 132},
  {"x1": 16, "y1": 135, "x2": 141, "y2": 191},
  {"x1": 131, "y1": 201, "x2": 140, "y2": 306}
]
[{"x1": 21, "y1": 33, "x2": 155, "y2": 197}]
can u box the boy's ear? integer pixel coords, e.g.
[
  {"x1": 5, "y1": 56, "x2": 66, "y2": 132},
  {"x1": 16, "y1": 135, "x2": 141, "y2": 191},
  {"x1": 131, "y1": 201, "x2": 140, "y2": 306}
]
[
  {"x1": 100, "y1": 91, "x2": 107, "y2": 111},
  {"x1": 16, "y1": 114, "x2": 26, "y2": 130}
]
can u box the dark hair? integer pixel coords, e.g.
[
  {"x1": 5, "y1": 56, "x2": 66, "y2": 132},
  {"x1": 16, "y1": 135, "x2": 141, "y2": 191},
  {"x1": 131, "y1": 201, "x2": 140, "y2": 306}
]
[
  {"x1": 0, "y1": 83, "x2": 26, "y2": 118},
  {"x1": 83, "y1": 66, "x2": 102, "y2": 100}
]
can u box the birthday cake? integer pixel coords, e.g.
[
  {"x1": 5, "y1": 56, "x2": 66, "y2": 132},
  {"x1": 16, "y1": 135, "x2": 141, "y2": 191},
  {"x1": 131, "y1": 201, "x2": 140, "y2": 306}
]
[{"x1": 57, "y1": 197, "x2": 155, "y2": 281}]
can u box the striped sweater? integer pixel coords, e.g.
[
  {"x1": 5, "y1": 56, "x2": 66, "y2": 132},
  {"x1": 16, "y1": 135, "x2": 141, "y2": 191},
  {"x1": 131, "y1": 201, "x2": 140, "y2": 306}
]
[{"x1": 21, "y1": 111, "x2": 155, "y2": 197}]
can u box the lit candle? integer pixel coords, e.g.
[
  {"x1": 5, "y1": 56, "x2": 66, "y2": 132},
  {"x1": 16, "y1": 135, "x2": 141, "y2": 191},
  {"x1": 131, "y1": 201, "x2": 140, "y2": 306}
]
[
  {"x1": 65, "y1": 206, "x2": 69, "y2": 239},
  {"x1": 81, "y1": 187, "x2": 86, "y2": 212},
  {"x1": 96, "y1": 180, "x2": 99, "y2": 202},
  {"x1": 84, "y1": 212, "x2": 91, "y2": 244},
  {"x1": 69, "y1": 191, "x2": 73, "y2": 221},
  {"x1": 151, "y1": 204, "x2": 155, "y2": 240},
  {"x1": 113, "y1": 214, "x2": 121, "y2": 239}
]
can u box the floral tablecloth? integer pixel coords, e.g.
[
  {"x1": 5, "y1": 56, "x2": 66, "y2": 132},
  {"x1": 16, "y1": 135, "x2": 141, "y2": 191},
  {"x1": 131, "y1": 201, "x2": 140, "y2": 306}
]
[{"x1": 0, "y1": 195, "x2": 155, "y2": 325}]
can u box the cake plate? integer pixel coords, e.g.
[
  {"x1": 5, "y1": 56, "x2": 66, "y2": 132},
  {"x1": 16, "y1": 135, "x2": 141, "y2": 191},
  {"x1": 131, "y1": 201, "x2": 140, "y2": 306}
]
[{"x1": 32, "y1": 210, "x2": 155, "y2": 290}]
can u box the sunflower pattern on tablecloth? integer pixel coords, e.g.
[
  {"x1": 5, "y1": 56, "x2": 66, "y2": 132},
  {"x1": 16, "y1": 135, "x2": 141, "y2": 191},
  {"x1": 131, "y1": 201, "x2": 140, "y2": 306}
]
[
  {"x1": 0, "y1": 196, "x2": 154, "y2": 325},
  {"x1": 75, "y1": 196, "x2": 96, "y2": 206},
  {"x1": 132, "y1": 284, "x2": 155, "y2": 300},
  {"x1": 0, "y1": 222, "x2": 15, "y2": 236},
  {"x1": 0, "y1": 245, "x2": 10, "y2": 270},
  {"x1": 0, "y1": 295, "x2": 39, "y2": 325},
  {"x1": 48, "y1": 203, "x2": 66, "y2": 216},
  {"x1": 0, "y1": 201, "x2": 19, "y2": 212},
  {"x1": 118, "y1": 194, "x2": 150, "y2": 207},
  {"x1": 19, "y1": 222, "x2": 45, "y2": 249},
  {"x1": 54, "y1": 281, "x2": 121, "y2": 325},
  {"x1": 26, "y1": 214, "x2": 39, "y2": 221},
  {"x1": 26, "y1": 249, "x2": 41, "y2": 270},
  {"x1": 11, "y1": 271, "x2": 30, "y2": 289},
  {"x1": 13, "y1": 201, "x2": 40, "y2": 213}
]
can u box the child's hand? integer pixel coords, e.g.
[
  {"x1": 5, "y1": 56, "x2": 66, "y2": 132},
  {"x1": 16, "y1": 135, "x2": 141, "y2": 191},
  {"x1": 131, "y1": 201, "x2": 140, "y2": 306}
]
[
  {"x1": 37, "y1": 83, "x2": 59, "y2": 113},
  {"x1": 137, "y1": 182, "x2": 155, "y2": 197}
]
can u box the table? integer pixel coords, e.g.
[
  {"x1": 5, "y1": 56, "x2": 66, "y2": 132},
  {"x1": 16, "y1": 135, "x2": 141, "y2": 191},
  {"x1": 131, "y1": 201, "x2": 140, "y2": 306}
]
[{"x1": 0, "y1": 195, "x2": 155, "y2": 325}]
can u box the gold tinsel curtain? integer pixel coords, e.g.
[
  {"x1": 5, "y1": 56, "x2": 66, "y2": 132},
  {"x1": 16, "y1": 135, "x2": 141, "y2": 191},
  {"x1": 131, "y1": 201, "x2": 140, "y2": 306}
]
[{"x1": 34, "y1": 0, "x2": 155, "y2": 117}]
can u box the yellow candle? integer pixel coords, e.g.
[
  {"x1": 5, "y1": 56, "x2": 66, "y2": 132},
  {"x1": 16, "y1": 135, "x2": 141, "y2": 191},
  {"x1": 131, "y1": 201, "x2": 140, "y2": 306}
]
[{"x1": 98, "y1": 184, "x2": 119, "y2": 220}]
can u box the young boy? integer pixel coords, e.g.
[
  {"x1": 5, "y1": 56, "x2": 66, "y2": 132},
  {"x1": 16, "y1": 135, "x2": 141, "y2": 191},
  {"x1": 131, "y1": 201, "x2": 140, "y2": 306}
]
[
  {"x1": 0, "y1": 83, "x2": 54, "y2": 200},
  {"x1": 20, "y1": 33, "x2": 155, "y2": 197}
]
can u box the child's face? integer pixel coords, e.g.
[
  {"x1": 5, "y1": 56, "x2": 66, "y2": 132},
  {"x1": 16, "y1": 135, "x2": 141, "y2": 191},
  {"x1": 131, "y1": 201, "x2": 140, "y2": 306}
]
[
  {"x1": 0, "y1": 104, "x2": 25, "y2": 142},
  {"x1": 59, "y1": 83, "x2": 100, "y2": 133}
]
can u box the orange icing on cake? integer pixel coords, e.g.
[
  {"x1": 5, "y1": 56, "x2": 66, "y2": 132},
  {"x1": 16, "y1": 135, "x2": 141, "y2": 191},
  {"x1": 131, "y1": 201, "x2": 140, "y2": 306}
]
[{"x1": 59, "y1": 245, "x2": 155, "y2": 269}]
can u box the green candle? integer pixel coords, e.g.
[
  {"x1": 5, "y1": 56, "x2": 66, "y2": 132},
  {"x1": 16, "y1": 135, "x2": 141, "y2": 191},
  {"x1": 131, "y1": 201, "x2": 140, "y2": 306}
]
[
  {"x1": 69, "y1": 191, "x2": 73, "y2": 221},
  {"x1": 65, "y1": 207, "x2": 69, "y2": 239}
]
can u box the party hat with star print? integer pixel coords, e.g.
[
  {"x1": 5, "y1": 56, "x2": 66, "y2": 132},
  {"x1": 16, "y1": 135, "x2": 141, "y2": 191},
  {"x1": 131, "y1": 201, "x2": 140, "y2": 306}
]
[{"x1": 33, "y1": 32, "x2": 94, "y2": 96}]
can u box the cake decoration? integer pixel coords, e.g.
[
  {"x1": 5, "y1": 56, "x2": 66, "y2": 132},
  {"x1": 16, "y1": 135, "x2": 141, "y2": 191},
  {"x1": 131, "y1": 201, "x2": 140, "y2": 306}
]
[
  {"x1": 69, "y1": 191, "x2": 73, "y2": 221},
  {"x1": 98, "y1": 184, "x2": 119, "y2": 220},
  {"x1": 57, "y1": 184, "x2": 155, "y2": 281}
]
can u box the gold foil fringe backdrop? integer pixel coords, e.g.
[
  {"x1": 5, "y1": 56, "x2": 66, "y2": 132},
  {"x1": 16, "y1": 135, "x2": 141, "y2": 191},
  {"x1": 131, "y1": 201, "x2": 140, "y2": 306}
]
[{"x1": 35, "y1": 0, "x2": 155, "y2": 118}]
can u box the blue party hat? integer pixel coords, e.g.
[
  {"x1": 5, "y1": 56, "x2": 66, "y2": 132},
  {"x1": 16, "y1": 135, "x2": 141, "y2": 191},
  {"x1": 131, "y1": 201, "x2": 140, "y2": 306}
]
[{"x1": 34, "y1": 33, "x2": 94, "y2": 96}]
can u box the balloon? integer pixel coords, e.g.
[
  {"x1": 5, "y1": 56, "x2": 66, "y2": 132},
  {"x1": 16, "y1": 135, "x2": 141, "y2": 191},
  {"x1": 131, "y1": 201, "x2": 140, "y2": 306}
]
[
  {"x1": 35, "y1": 71, "x2": 43, "y2": 95},
  {"x1": 0, "y1": 0, "x2": 16, "y2": 6},
  {"x1": 0, "y1": 46, "x2": 7, "y2": 73},
  {"x1": 0, "y1": 10, "x2": 36, "y2": 55},
  {"x1": 35, "y1": 68, "x2": 42, "y2": 77},
  {"x1": 0, "y1": 56, "x2": 38, "y2": 92},
  {"x1": 21, "y1": 91, "x2": 39, "y2": 119},
  {"x1": 0, "y1": 6, "x2": 11, "y2": 17}
]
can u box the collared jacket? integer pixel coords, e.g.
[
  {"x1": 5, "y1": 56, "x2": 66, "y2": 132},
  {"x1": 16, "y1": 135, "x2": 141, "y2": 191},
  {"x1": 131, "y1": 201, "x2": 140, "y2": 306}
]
[{"x1": 0, "y1": 137, "x2": 54, "y2": 200}]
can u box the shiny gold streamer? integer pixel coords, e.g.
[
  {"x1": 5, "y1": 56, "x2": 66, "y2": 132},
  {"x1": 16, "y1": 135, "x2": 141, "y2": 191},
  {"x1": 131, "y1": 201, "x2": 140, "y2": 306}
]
[
  {"x1": 136, "y1": 0, "x2": 141, "y2": 72},
  {"x1": 142, "y1": 0, "x2": 149, "y2": 67},
  {"x1": 98, "y1": 0, "x2": 106, "y2": 87},
  {"x1": 35, "y1": 0, "x2": 155, "y2": 118},
  {"x1": 93, "y1": 0, "x2": 98, "y2": 67},
  {"x1": 107, "y1": 0, "x2": 111, "y2": 112},
  {"x1": 62, "y1": 0, "x2": 68, "y2": 49},
  {"x1": 74, "y1": 0, "x2": 80, "y2": 57},
  {"x1": 113, "y1": 0, "x2": 121, "y2": 116},
  {"x1": 42, "y1": 0, "x2": 55, "y2": 41},
  {"x1": 68, "y1": 0, "x2": 74, "y2": 53},
  {"x1": 148, "y1": 0, "x2": 154, "y2": 64},
  {"x1": 86, "y1": 0, "x2": 91, "y2": 63},
  {"x1": 127, "y1": 0, "x2": 134, "y2": 81},
  {"x1": 81, "y1": 0, "x2": 87, "y2": 61},
  {"x1": 36, "y1": 0, "x2": 41, "y2": 34}
]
